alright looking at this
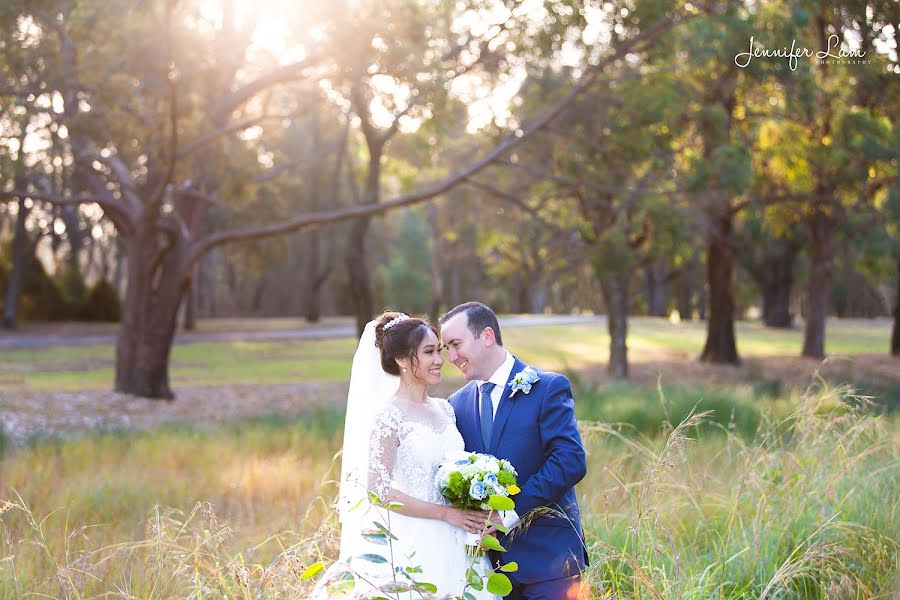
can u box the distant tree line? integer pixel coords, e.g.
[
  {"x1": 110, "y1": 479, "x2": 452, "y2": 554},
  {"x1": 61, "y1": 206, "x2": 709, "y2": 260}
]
[{"x1": 0, "y1": 0, "x2": 896, "y2": 398}]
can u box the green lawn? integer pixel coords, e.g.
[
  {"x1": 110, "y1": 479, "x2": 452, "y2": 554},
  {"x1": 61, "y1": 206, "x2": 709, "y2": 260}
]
[{"x1": 0, "y1": 317, "x2": 892, "y2": 392}]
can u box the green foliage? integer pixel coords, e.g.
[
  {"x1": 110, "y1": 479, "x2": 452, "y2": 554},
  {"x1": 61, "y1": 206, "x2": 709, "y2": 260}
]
[
  {"x1": 577, "y1": 381, "x2": 767, "y2": 439},
  {"x1": 0, "y1": 254, "x2": 69, "y2": 321},
  {"x1": 375, "y1": 209, "x2": 432, "y2": 314},
  {"x1": 76, "y1": 279, "x2": 122, "y2": 322},
  {"x1": 0, "y1": 248, "x2": 121, "y2": 323},
  {"x1": 54, "y1": 267, "x2": 88, "y2": 305}
]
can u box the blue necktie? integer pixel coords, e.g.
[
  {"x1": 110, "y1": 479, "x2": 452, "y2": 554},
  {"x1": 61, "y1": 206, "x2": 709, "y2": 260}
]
[{"x1": 480, "y1": 382, "x2": 496, "y2": 450}]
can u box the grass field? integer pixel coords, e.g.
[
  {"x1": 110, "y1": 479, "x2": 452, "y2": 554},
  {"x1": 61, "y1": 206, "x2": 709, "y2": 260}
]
[
  {"x1": 0, "y1": 318, "x2": 897, "y2": 597},
  {"x1": 1, "y1": 384, "x2": 897, "y2": 598},
  {"x1": 0, "y1": 317, "x2": 894, "y2": 391}
]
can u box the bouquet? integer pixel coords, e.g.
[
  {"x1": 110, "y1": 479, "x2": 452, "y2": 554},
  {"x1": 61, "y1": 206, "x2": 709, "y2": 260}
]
[{"x1": 436, "y1": 451, "x2": 519, "y2": 510}]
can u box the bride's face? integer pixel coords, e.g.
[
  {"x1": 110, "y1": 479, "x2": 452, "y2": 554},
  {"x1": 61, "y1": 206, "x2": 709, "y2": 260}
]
[{"x1": 405, "y1": 328, "x2": 444, "y2": 385}]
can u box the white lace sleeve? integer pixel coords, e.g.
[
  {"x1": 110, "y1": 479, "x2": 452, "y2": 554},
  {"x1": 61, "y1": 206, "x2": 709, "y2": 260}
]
[
  {"x1": 368, "y1": 406, "x2": 402, "y2": 500},
  {"x1": 436, "y1": 398, "x2": 456, "y2": 424}
]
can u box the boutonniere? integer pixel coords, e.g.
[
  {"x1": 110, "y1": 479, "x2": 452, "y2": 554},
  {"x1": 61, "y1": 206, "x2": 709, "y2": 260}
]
[{"x1": 508, "y1": 366, "x2": 540, "y2": 398}]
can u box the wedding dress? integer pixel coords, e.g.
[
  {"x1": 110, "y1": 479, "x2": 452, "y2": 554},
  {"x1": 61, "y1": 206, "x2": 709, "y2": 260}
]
[{"x1": 311, "y1": 323, "x2": 497, "y2": 600}]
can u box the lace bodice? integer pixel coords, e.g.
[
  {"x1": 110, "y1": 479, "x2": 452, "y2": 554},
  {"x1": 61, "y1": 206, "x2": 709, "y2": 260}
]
[{"x1": 368, "y1": 397, "x2": 463, "y2": 504}]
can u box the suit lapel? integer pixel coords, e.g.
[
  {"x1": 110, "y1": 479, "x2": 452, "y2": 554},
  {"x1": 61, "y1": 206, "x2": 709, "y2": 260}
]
[{"x1": 488, "y1": 356, "x2": 526, "y2": 454}]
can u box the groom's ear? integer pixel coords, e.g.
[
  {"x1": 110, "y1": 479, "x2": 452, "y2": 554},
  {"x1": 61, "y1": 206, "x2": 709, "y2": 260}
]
[{"x1": 482, "y1": 327, "x2": 497, "y2": 347}]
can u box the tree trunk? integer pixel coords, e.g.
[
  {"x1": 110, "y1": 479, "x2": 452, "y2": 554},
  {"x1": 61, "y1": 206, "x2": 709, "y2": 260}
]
[
  {"x1": 3, "y1": 198, "x2": 32, "y2": 329},
  {"x1": 428, "y1": 202, "x2": 443, "y2": 324},
  {"x1": 644, "y1": 259, "x2": 668, "y2": 316},
  {"x1": 600, "y1": 271, "x2": 629, "y2": 378},
  {"x1": 346, "y1": 217, "x2": 374, "y2": 337},
  {"x1": 183, "y1": 266, "x2": 197, "y2": 330},
  {"x1": 675, "y1": 267, "x2": 693, "y2": 321},
  {"x1": 303, "y1": 231, "x2": 332, "y2": 324},
  {"x1": 303, "y1": 231, "x2": 323, "y2": 322},
  {"x1": 802, "y1": 207, "x2": 835, "y2": 358},
  {"x1": 891, "y1": 255, "x2": 899, "y2": 356},
  {"x1": 530, "y1": 286, "x2": 547, "y2": 314},
  {"x1": 700, "y1": 208, "x2": 740, "y2": 364},
  {"x1": 516, "y1": 272, "x2": 532, "y2": 313},
  {"x1": 60, "y1": 204, "x2": 85, "y2": 276},
  {"x1": 760, "y1": 239, "x2": 797, "y2": 328},
  {"x1": 115, "y1": 235, "x2": 190, "y2": 399},
  {"x1": 697, "y1": 284, "x2": 707, "y2": 321}
]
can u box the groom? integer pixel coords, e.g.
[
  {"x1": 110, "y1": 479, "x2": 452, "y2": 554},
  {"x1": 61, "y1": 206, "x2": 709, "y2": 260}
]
[{"x1": 440, "y1": 302, "x2": 588, "y2": 599}]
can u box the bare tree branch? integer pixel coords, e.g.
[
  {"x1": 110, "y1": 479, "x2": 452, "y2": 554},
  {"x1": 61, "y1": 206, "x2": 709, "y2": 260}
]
[
  {"x1": 146, "y1": 0, "x2": 179, "y2": 214},
  {"x1": 212, "y1": 54, "x2": 324, "y2": 123},
  {"x1": 188, "y1": 6, "x2": 693, "y2": 263},
  {"x1": 0, "y1": 188, "x2": 134, "y2": 233}
]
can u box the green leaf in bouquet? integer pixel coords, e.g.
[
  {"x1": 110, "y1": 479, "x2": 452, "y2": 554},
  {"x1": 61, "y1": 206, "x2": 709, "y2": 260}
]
[
  {"x1": 357, "y1": 553, "x2": 389, "y2": 563},
  {"x1": 368, "y1": 492, "x2": 383, "y2": 506},
  {"x1": 361, "y1": 531, "x2": 388, "y2": 545},
  {"x1": 497, "y1": 471, "x2": 515, "y2": 486},
  {"x1": 499, "y1": 561, "x2": 519, "y2": 573},
  {"x1": 384, "y1": 501, "x2": 406, "y2": 510},
  {"x1": 299, "y1": 561, "x2": 324, "y2": 580},
  {"x1": 325, "y1": 572, "x2": 355, "y2": 595},
  {"x1": 379, "y1": 581, "x2": 411, "y2": 593},
  {"x1": 489, "y1": 495, "x2": 515, "y2": 511},
  {"x1": 464, "y1": 593, "x2": 479, "y2": 600},
  {"x1": 405, "y1": 565, "x2": 423, "y2": 574},
  {"x1": 466, "y1": 567, "x2": 484, "y2": 590},
  {"x1": 486, "y1": 573, "x2": 513, "y2": 596},
  {"x1": 492, "y1": 522, "x2": 510, "y2": 534},
  {"x1": 373, "y1": 521, "x2": 399, "y2": 540},
  {"x1": 479, "y1": 534, "x2": 507, "y2": 552},
  {"x1": 414, "y1": 582, "x2": 438, "y2": 593}
]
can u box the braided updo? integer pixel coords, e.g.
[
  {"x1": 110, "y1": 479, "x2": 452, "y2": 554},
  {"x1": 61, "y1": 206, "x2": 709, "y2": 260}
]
[{"x1": 374, "y1": 311, "x2": 439, "y2": 376}]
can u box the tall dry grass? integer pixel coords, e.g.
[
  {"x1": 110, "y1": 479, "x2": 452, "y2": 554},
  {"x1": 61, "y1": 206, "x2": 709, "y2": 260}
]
[{"x1": 1, "y1": 382, "x2": 897, "y2": 598}]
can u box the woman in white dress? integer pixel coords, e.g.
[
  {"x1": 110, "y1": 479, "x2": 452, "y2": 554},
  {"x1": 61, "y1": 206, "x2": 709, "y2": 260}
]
[{"x1": 311, "y1": 311, "x2": 498, "y2": 600}]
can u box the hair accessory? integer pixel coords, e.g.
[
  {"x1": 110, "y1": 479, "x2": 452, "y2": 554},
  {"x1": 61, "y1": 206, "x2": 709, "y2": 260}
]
[{"x1": 384, "y1": 313, "x2": 410, "y2": 331}]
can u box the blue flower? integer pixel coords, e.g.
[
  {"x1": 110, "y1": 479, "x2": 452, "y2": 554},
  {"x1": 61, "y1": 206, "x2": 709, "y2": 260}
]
[
  {"x1": 469, "y1": 480, "x2": 487, "y2": 500},
  {"x1": 508, "y1": 366, "x2": 540, "y2": 397},
  {"x1": 455, "y1": 459, "x2": 471, "y2": 466},
  {"x1": 484, "y1": 473, "x2": 498, "y2": 487}
]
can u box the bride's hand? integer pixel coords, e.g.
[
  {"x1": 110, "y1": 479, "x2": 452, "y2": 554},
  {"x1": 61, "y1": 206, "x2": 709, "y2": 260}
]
[{"x1": 441, "y1": 507, "x2": 488, "y2": 533}]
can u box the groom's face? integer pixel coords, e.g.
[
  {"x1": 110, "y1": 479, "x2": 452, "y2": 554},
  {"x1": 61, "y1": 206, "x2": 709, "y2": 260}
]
[{"x1": 440, "y1": 313, "x2": 489, "y2": 382}]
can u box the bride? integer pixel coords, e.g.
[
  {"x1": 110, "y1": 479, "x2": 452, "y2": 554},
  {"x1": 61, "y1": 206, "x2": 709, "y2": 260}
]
[{"x1": 311, "y1": 311, "x2": 498, "y2": 599}]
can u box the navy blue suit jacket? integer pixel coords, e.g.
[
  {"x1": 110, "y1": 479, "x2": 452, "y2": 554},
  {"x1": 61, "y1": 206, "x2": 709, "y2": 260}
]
[{"x1": 448, "y1": 356, "x2": 588, "y2": 584}]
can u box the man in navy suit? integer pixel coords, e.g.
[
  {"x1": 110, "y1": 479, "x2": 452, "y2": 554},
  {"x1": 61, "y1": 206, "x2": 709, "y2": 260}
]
[{"x1": 439, "y1": 302, "x2": 588, "y2": 600}]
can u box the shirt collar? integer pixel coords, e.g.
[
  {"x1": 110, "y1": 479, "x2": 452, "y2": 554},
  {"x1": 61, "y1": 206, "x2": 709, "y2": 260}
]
[{"x1": 477, "y1": 351, "x2": 514, "y2": 391}]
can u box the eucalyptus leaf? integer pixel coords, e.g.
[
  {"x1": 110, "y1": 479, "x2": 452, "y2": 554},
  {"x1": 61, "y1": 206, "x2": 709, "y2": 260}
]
[{"x1": 486, "y1": 573, "x2": 513, "y2": 596}]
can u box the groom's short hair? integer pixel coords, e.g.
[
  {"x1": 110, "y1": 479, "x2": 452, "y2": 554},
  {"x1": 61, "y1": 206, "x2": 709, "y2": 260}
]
[{"x1": 439, "y1": 301, "x2": 503, "y2": 346}]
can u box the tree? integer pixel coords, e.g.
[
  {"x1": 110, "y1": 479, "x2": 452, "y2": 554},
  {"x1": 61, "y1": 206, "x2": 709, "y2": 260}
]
[
  {"x1": 2, "y1": 0, "x2": 681, "y2": 398},
  {"x1": 735, "y1": 204, "x2": 804, "y2": 328},
  {"x1": 752, "y1": 1, "x2": 897, "y2": 356}
]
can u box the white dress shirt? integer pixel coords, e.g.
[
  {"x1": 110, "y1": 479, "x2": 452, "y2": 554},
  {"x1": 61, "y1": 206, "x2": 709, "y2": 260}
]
[
  {"x1": 476, "y1": 350, "x2": 515, "y2": 417},
  {"x1": 475, "y1": 350, "x2": 520, "y2": 529}
]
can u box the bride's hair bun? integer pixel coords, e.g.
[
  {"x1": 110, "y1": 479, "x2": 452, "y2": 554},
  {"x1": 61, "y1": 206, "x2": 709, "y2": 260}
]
[{"x1": 374, "y1": 310, "x2": 439, "y2": 376}]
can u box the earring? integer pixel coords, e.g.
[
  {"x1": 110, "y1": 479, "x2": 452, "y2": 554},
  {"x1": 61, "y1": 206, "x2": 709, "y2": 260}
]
[{"x1": 402, "y1": 367, "x2": 407, "y2": 373}]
